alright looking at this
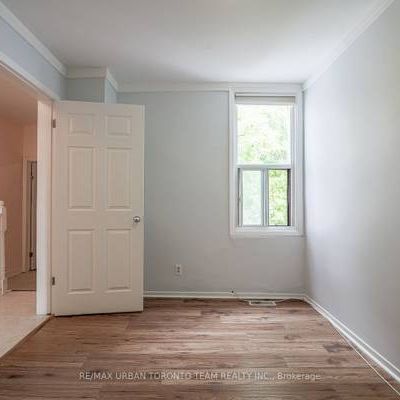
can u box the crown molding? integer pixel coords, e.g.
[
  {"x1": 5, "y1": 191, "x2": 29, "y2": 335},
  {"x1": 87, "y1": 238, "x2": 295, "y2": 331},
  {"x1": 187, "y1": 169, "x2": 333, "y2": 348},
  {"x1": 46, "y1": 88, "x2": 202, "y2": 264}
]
[
  {"x1": 0, "y1": 1, "x2": 66, "y2": 76},
  {"x1": 118, "y1": 81, "x2": 302, "y2": 93},
  {"x1": 66, "y1": 66, "x2": 108, "y2": 79},
  {"x1": 2, "y1": 0, "x2": 392, "y2": 95},
  {"x1": 303, "y1": 0, "x2": 395, "y2": 91},
  {"x1": 0, "y1": 49, "x2": 61, "y2": 100}
]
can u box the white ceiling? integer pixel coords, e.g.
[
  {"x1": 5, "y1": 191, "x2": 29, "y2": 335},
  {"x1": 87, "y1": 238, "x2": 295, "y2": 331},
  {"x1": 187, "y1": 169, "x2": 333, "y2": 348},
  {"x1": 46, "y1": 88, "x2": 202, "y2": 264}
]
[
  {"x1": 0, "y1": 67, "x2": 37, "y2": 124},
  {"x1": 3, "y1": 0, "x2": 380, "y2": 85}
]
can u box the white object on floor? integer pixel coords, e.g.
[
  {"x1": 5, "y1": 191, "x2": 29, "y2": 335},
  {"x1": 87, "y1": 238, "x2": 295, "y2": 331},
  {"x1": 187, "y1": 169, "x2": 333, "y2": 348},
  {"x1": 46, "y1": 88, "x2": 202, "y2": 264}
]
[{"x1": 0, "y1": 201, "x2": 7, "y2": 295}]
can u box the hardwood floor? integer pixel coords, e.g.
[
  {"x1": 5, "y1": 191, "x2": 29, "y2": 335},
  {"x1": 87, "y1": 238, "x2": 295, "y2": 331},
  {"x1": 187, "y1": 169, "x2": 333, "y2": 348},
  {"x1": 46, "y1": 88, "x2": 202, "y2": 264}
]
[{"x1": 0, "y1": 299, "x2": 398, "y2": 399}]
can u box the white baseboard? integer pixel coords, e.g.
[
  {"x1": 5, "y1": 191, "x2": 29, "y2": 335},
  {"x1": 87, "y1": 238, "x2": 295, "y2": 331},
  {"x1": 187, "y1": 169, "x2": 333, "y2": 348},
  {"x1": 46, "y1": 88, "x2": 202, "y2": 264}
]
[
  {"x1": 144, "y1": 290, "x2": 304, "y2": 300},
  {"x1": 304, "y1": 295, "x2": 400, "y2": 384},
  {"x1": 0, "y1": 278, "x2": 7, "y2": 295}
]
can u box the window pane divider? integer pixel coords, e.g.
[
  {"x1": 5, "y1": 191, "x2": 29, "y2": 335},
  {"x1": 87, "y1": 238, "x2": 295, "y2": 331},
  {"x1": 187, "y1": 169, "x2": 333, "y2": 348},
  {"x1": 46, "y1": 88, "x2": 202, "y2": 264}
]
[
  {"x1": 263, "y1": 169, "x2": 269, "y2": 226},
  {"x1": 237, "y1": 164, "x2": 292, "y2": 170},
  {"x1": 237, "y1": 168, "x2": 243, "y2": 227}
]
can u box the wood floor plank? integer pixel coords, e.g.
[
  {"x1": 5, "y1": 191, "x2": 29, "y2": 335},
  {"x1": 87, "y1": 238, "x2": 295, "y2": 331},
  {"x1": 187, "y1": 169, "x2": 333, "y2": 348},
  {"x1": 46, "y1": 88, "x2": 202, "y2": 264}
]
[{"x1": 0, "y1": 299, "x2": 397, "y2": 399}]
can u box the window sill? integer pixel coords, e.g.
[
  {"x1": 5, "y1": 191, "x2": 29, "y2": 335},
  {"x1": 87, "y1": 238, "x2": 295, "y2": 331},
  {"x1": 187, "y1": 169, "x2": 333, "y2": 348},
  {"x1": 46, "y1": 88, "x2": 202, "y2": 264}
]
[{"x1": 230, "y1": 226, "x2": 303, "y2": 238}]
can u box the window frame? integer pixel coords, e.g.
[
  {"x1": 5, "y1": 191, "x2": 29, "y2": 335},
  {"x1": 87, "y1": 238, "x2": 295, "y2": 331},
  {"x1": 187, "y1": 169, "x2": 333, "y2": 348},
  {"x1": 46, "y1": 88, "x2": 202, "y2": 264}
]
[
  {"x1": 238, "y1": 166, "x2": 291, "y2": 228},
  {"x1": 229, "y1": 86, "x2": 304, "y2": 238}
]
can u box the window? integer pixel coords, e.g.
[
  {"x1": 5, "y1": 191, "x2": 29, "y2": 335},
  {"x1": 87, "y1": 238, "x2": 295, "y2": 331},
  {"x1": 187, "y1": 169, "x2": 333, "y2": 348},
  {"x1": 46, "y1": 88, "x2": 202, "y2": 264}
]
[{"x1": 230, "y1": 89, "x2": 303, "y2": 236}]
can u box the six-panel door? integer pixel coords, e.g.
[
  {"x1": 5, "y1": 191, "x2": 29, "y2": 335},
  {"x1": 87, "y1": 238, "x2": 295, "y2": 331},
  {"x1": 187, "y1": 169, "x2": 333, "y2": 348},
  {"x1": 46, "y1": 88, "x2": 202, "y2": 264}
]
[{"x1": 52, "y1": 101, "x2": 144, "y2": 315}]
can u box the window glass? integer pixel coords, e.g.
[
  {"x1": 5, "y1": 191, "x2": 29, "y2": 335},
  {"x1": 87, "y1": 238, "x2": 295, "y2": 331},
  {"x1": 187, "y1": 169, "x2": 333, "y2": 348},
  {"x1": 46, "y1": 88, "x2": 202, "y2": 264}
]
[
  {"x1": 241, "y1": 170, "x2": 262, "y2": 226},
  {"x1": 268, "y1": 169, "x2": 289, "y2": 226},
  {"x1": 237, "y1": 104, "x2": 291, "y2": 165}
]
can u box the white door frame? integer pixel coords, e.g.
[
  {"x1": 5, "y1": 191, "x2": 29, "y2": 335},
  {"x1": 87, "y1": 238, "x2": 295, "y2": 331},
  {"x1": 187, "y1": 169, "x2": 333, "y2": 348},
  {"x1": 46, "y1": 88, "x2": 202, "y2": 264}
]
[
  {"x1": 36, "y1": 100, "x2": 52, "y2": 314},
  {"x1": 22, "y1": 159, "x2": 37, "y2": 273},
  {"x1": 0, "y1": 61, "x2": 53, "y2": 315}
]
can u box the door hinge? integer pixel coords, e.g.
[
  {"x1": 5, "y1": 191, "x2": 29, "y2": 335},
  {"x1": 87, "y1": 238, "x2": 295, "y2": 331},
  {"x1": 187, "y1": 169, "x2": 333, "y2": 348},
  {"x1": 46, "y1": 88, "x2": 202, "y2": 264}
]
[
  {"x1": 51, "y1": 277, "x2": 56, "y2": 286},
  {"x1": 52, "y1": 119, "x2": 56, "y2": 129},
  {"x1": 29, "y1": 251, "x2": 33, "y2": 258}
]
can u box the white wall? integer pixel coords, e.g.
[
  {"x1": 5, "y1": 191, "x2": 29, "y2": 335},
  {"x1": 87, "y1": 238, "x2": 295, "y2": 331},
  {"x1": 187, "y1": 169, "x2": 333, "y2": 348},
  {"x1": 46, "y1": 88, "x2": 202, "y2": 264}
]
[
  {"x1": 119, "y1": 91, "x2": 305, "y2": 294},
  {"x1": 304, "y1": 1, "x2": 400, "y2": 373}
]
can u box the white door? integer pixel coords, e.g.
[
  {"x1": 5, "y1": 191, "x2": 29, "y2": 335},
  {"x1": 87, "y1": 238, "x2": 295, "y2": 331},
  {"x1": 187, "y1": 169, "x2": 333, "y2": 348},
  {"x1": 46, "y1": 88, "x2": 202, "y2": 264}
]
[{"x1": 52, "y1": 101, "x2": 144, "y2": 315}]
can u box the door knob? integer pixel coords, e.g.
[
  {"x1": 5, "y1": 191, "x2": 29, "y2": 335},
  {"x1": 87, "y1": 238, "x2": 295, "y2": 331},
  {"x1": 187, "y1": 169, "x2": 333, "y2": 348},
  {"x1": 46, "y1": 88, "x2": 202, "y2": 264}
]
[{"x1": 133, "y1": 216, "x2": 141, "y2": 223}]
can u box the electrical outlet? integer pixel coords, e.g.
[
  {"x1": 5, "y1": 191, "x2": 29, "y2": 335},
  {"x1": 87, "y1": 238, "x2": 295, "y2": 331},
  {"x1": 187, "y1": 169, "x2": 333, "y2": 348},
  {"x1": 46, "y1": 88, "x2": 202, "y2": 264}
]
[{"x1": 175, "y1": 264, "x2": 183, "y2": 276}]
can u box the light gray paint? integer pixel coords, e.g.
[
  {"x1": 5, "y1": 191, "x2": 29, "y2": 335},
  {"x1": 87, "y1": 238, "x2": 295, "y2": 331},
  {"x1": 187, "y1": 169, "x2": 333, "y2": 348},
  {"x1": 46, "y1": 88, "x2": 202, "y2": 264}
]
[
  {"x1": 119, "y1": 91, "x2": 305, "y2": 293},
  {"x1": 104, "y1": 79, "x2": 117, "y2": 103},
  {"x1": 0, "y1": 11, "x2": 112, "y2": 103},
  {"x1": 66, "y1": 77, "x2": 117, "y2": 103},
  {"x1": 0, "y1": 15, "x2": 65, "y2": 99},
  {"x1": 304, "y1": 1, "x2": 400, "y2": 370},
  {"x1": 65, "y1": 77, "x2": 105, "y2": 102}
]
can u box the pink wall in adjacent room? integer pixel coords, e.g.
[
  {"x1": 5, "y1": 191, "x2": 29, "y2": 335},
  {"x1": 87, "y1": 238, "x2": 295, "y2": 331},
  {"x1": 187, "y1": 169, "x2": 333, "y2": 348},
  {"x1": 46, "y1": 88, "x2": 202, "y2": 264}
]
[
  {"x1": 23, "y1": 124, "x2": 37, "y2": 161},
  {"x1": 0, "y1": 118, "x2": 37, "y2": 277},
  {"x1": 0, "y1": 117, "x2": 24, "y2": 277}
]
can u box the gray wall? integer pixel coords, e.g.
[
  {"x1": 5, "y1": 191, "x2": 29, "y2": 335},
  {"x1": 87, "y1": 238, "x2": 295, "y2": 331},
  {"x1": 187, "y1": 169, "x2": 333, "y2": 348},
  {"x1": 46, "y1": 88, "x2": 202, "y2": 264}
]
[
  {"x1": 66, "y1": 77, "x2": 118, "y2": 103},
  {"x1": 0, "y1": 15, "x2": 65, "y2": 99},
  {"x1": 104, "y1": 79, "x2": 117, "y2": 103},
  {"x1": 304, "y1": 1, "x2": 400, "y2": 370},
  {"x1": 0, "y1": 13, "x2": 117, "y2": 103},
  {"x1": 119, "y1": 91, "x2": 305, "y2": 294},
  {"x1": 65, "y1": 77, "x2": 105, "y2": 102}
]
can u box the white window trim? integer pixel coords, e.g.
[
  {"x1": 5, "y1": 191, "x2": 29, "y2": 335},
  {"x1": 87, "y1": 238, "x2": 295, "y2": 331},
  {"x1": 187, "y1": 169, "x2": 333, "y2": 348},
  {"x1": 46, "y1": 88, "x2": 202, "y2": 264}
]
[{"x1": 229, "y1": 86, "x2": 304, "y2": 238}]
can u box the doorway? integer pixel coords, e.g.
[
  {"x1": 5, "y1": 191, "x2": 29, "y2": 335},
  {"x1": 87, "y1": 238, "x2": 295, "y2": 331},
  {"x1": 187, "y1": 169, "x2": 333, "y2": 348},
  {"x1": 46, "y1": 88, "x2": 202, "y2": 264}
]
[
  {"x1": 0, "y1": 64, "x2": 49, "y2": 357},
  {"x1": 0, "y1": 66, "x2": 37, "y2": 294},
  {"x1": 7, "y1": 160, "x2": 37, "y2": 291}
]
